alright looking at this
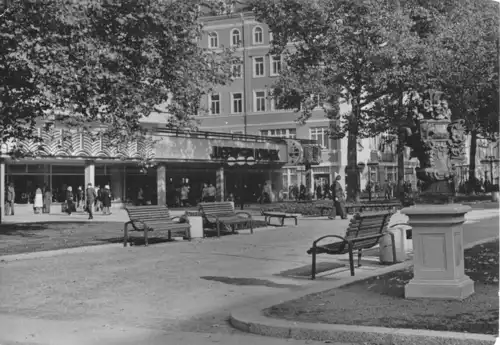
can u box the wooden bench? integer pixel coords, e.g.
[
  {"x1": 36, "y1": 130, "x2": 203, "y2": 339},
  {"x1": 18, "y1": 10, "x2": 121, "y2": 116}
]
[
  {"x1": 123, "y1": 205, "x2": 191, "y2": 247},
  {"x1": 199, "y1": 202, "x2": 253, "y2": 237},
  {"x1": 345, "y1": 202, "x2": 401, "y2": 214},
  {"x1": 260, "y1": 209, "x2": 298, "y2": 226},
  {"x1": 307, "y1": 210, "x2": 397, "y2": 278}
]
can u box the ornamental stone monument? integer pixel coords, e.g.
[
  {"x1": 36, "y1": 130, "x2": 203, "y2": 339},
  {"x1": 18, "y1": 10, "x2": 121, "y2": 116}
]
[{"x1": 400, "y1": 90, "x2": 474, "y2": 300}]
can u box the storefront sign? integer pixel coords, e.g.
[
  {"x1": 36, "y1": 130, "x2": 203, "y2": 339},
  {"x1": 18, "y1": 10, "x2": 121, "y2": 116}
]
[{"x1": 211, "y1": 146, "x2": 280, "y2": 162}]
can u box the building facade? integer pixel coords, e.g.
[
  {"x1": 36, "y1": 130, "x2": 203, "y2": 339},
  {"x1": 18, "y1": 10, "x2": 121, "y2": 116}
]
[{"x1": 196, "y1": 11, "x2": 414, "y2": 193}]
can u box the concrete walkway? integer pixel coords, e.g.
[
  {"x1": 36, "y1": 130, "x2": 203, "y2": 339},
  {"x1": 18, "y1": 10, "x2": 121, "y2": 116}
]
[{"x1": 0, "y1": 208, "x2": 497, "y2": 345}]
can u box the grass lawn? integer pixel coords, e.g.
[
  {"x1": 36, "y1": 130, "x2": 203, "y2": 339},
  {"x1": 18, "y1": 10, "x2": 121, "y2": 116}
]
[
  {"x1": 265, "y1": 240, "x2": 499, "y2": 335},
  {"x1": 0, "y1": 219, "x2": 269, "y2": 256}
]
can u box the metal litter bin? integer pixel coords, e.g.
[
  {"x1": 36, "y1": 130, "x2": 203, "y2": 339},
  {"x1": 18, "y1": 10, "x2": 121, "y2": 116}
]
[
  {"x1": 379, "y1": 224, "x2": 413, "y2": 264},
  {"x1": 185, "y1": 211, "x2": 204, "y2": 239}
]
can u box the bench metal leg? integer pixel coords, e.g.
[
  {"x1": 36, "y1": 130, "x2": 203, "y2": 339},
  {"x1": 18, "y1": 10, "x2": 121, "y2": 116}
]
[
  {"x1": 358, "y1": 249, "x2": 362, "y2": 267},
  {"x1": 250, "y1": 219, "x2": 253, "y2": 234},
  {"x1": 294, "y1": 217, "x2": 297, "y2": 226},
  {"x1": 123, "y1": 221, "x2": 131, "y2": 247},
  {"x1": 280, "y1": 217, "x2": 284, "y2": 226},
  {"x1": 348, "y1": 241, "x2": 355, "y2": 276},
  {"x1": 144, "y1": 228, "x2": 149, "y2": 246},
  {"x1": 311, "y1": 245, "x2": 317, "y2": 280},
  {"x1": 216, "y1": 221, "x2": 220, "y2": 238},
  {"x1": 168, "y1": 231, "x2": 172, "y2": 241}
]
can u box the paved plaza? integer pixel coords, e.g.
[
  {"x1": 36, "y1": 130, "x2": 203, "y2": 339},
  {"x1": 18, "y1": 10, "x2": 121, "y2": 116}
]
[{"x1": 0, "y1": 206, "x2": 498, "y2": 344}]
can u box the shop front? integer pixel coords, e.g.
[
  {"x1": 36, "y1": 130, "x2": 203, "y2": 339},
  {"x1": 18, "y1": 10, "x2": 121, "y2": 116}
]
[{"x1": 1, "y1": 127, "x2": 322, "y2": 219}]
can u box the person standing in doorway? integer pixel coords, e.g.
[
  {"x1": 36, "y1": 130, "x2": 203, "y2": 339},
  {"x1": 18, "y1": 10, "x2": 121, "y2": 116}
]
[
  {"x1": 5, "y1": 182, "x2": 15, "y2": 216},
  {"x1": 34, "y1": 185, "x2": 43, "y2": 214},
  {"x1": 85, "y1": 183, "x2": 96, "y2": 220},
  {"x1": 43, "y1": 185, "x2": 52, "y2": 214},
  {"x1": 102, "y1": 185, "x2": 111, "y2": 215},
  {"x1": 207, "y1": 183, "x2": 216, "y2": 202},
  {"x1": 137, "y1": 187, "x2": 145, "y2": 206},
  {"x1": 331, "y1": 175, "x2": 347, "y2": 220},
  {"x1": 66, "y1": 186, "x2": 74, "y2": 215}
]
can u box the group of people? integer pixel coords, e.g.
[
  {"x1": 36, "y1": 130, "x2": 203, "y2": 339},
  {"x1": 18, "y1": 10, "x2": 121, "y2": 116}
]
[
  {"x1": 4, "y1": 182, "x2": 112, "y2": 220},
  {"x1": 63, "y1": 184, "x2": 112, "y2": 219}
]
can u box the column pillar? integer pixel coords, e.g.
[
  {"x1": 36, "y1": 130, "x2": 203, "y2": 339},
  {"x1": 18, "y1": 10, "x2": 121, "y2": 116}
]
[
  {"x1": 216, "y1": 166, "x2": 225, "y2": 201},
  {"x1": 287, "y1": 168, "x2": 291, "y2": 189},
  {"x1": 157, "y1": 164, "x2": 166, "y2": 206},
  {"x1": 0, "y1": 161, "x2": 5, "y2": 223},
  {"x1": 110, "y1": 166, "x2": 124, "y2": 202},
  {"x1": 84, "y1": 161, "x2": 95, "y2": 188},
  {"x1": 402, "y1": 204, "x2": 474, "y2": 300}
]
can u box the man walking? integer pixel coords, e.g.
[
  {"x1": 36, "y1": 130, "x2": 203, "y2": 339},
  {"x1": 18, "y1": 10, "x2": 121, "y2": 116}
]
[
  {"x1": 5, "y1": 182, "x2": 15, "y2": 216},
  {"x1": 86, "y1": 183, "x2": 96, "y2": 220},
  {"x1": 331, "y1": 175, "x2": 347, "y2": 220}
]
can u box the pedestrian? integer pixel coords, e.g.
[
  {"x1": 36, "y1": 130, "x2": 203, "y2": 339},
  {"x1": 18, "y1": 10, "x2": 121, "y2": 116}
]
[
  {"x1": 5, "y1": 182, "x2": 15, "y2": 216},
  {"x1": 66, "y1": 186, "x2": 74, "y2": 215},
  {"x1": 201, "y1": 183, "x2": 208, "y2": 202},
  {"x1": 43, "y1": 185, "x2": 52, "y2": 214},
  {"x1": 102, "y1": 185, "x2": 111, "y2": 215},
  {"x1": 137, "y1": 187, "x2": 145, "y2": 206},
  {"x1": 34, "y1": 185, "x2": 43, "y2": 214},
  {"x1": 94, "y1": 184, "x2": 101, "y2": 211},
  {"x1": 180, "y1": 183, "x2": 190, "y2": 207},
  {"x1": 207, "y1": 183, "x2": 216, "y2": 202},
  {"x1": 76, "y1": 186, "x2": 84, "y2": 210},
  {"x1": 85, "y1": 183, "x2": 96, "y2": 220},
  {"x1": 330, "y1": 175, "x2": 347, "y2": 220}
]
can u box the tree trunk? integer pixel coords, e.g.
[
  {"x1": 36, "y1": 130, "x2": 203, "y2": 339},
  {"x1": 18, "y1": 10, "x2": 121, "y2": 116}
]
[
  {"x1": 397, "y1": 141, "x2": 405, "y2": 203},
  {"x1": 346, "y1": 131, "x2": 359, "y2": 203},
  {"x1": 346, "y1": 100, "x2": 360, "y2": 203},
  {"x1": 468, "y1": 129, "x2": 478, "y2": 194},
  {"x1": 397, "y1": 91, "x2": 405, "y2": 203}
]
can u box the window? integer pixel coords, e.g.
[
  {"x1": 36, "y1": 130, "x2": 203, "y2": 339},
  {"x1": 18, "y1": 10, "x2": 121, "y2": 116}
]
[
  {"x1": 231, "y1": 93, "x2": 243, "y2": 114},
  {"x1": 253, "y1": 57, "x2": 265, "y2": 77},
  {"x1": 209, "y1": 94, "x2": 220, "y2": 115},
  {"x1": 261, "y1": 129, "x2": 296, "y2": 139},
  {"x1": 231, "y1": 29, "x2": 241, "y2": 46},
  {"x1": 208, "y1": 32, "x2": 218, "y2": 48},
  {"x1": 270, "y1": 55, "x2": 282, "y2": 76},
  {"x1": 253, "y1": 26, "x2": 263, "y2": 44},
  {"x1": 269, "y1": 31, "x2": 274, "y2": 43},
  {"x1": 310, "y1": 127, "x2": 338, "y2": 150},
  {"x1": 311, "y1": 94, "x2": 322, "y2": 109},
  {"x1": 385, "y1": 166, "x2": 397, "y2": 183},
  {"x1": 270, "y1": 89, "x2": 284, "y2": 111},
  {"x1": 231, "y1": 60, "x2": 242, "y2": 78},
  {"x1": 254, "y1": 91, "x2": 266, "y2": 112}
]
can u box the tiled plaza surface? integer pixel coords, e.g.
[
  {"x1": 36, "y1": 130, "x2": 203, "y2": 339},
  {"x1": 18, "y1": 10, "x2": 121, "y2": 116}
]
[{"x1": 0, "y1": 204, "x2": 497, "y2": 344}]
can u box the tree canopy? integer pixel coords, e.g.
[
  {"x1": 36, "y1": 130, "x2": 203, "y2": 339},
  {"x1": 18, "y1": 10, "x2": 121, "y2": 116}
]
[{"x1": 0, "y1": 0, "x2": 234, "y2": 148}]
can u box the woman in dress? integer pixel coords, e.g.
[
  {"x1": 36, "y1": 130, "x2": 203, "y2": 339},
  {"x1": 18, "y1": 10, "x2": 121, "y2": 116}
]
[
  {"x1": 102, "y1": 185, "x2": 112, "y2": 215},
  {"x1": 43, "y1": 185, "x2": 52, "y2": 214},
  {"x1": 34, "y1": 186, "x2": 43, "y2": 214}
]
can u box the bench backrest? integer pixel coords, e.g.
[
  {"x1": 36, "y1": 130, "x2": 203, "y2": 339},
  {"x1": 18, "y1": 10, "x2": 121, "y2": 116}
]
[
  {"x1": 199, "y1": 202, "x2": 235, "y2": 217},
  {"x1": 125, "y1": 205, "x2": 172, "y2": 222},
  {"x1": 345, "y1": 211, "x2": 393, "y2": 249}
]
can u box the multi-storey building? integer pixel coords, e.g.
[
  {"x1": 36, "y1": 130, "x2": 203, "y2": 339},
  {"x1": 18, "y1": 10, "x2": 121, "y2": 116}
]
[{"x1": 197, "y1": 9, "x2": 416, "y2": 193}]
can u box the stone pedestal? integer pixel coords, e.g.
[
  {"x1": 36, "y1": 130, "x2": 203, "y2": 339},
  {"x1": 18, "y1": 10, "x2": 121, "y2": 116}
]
[{"x1": 402, "y1": 204, "x2": 474, "y2": 300}]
